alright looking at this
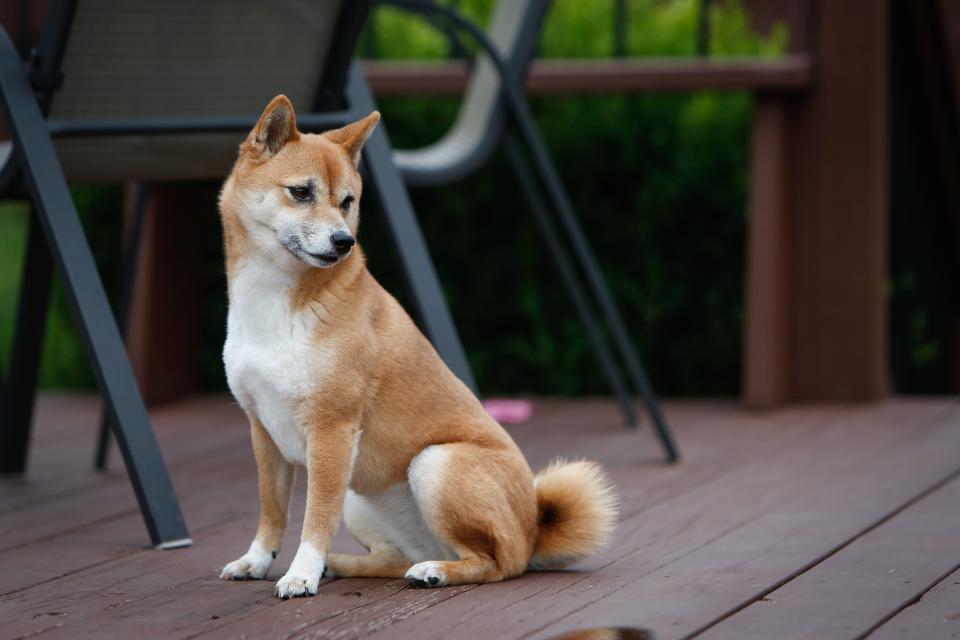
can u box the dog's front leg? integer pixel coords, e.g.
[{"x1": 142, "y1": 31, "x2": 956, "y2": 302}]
[
  {"x1": 275, "y1": 423, "x2": 357, "y2": 599},
  {"x1": 221, "y1": 415, "x2": 295, "y2": 581}
]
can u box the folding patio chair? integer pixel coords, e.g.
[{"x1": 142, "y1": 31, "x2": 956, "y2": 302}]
[
  {"x1": 0, "y1": 0, "x2": 476, "y2": 548},
  {"x1": 382, "y1": 0, "x2": 680, "y2": 462}
]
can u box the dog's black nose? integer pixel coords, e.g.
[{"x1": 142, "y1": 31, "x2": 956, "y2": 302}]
[{"x1": 330, "y1": 230, "x2": 355, "y2": 255}]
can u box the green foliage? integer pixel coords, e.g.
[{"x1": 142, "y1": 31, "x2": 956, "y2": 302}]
[
  {"x1": 357, "y1": 0, "x2": 784, "y2": 396},
  {"x1": 0, "y1": 186, "x2": 123, "y2": 388},
  {"x1": 0, "y1": 0, "x2": 785, "y2": 396},
  {"x1": 367, "y1": 0, "x2": 786, "y2": 59}
]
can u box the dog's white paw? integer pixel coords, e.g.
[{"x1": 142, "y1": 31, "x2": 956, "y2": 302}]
[
  {"x1": 220, "y1": 542, "x2": 274, "y2": 581},
  {"x1": 275, "y1": 572, "x2": 318, "y2": 599},
  {"x1": 405, "y1": 561, "x2": 447, "y2": 587},
  {"x1": 274, "y1": 543, "x2": 324, "y2": 599}
]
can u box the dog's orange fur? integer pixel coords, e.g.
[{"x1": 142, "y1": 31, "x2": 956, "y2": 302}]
[{"x1": 219, "y1": 96, "x2": 619, "y2": 597}]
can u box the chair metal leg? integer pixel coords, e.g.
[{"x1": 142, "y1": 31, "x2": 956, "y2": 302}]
[
  {"x1": 505, "y1": 96, "x2": 680, "y2": 462},
  {"x1": 0, "y1": 209, "x2": 53, "y2": 474},
  {"x1": 373, "y1": 1, "x2": 679, "y2": 460},
  {"x1": 343, "y1": 62, "x2": 479, "y2": 396},
  {"x1": 505, "y1": 137, "x2": 638, "y2": 427},
  {"x1": 95, "y1": 183, "x2": 150, "y2": 471},
  {"x1": 0, "y1": 32, "x2": 192, "y2": 546}
]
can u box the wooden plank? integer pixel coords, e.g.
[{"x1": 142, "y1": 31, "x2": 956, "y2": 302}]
[
  {"x1": 181, "y1": 409, "x2": 852, "y2": 640},
  {"x1": 0, "y1": 396, "x2": 243, "y2": 519},
  {"x1": 869, "y1": 566, "x2": 960, "y2": 639},
  {"x1": 743, "y1": 95, "x2": 788, "y2": 407},
  {"x1": 125, "y1": 184, "x2": 204, "y2": 405},
  {"x1": 699, "y1": 475, "x2": 960, "y2": 639},
  {"x1": 351, "y1": 402, "x2": 960, "y2": 640},
  {"x1": 0, "y1": 400, "x2": 814, "y2": 638},
  {"x1": 781, "y1": 0, "x2": 890, "y2": 401},
  {"x1": 193, "y1": 406, "x2": 944, "y2": 638},
  {"x1": 0, "y1": 401, "x2": 849, "y2": 639},
  {"x1": 1, "y1": 399, "x2": 955, "y2": 640},
  {"x1": 362, "y1": 55, "x2": 814, "y2": 96}
]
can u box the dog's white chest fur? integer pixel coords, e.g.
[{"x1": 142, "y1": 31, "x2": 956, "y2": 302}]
[{"x1": 223, "y1": 257, "x2": 332, "y2": 466}]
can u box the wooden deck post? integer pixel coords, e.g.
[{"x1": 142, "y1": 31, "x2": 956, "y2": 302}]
[
  {"x1": 744, "y1": 97, "x2": 788, "y2": 407},
  {"x1": 125, "y1": 184, "x2": 201, "y2": 406},
  {"x1": 744, "y1": 0, "x2": 890, "y2": 405}
]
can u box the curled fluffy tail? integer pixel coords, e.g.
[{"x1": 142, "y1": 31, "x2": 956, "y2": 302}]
[{"x1": 529, "y1": 459, "x2": 619, "y2": 570}]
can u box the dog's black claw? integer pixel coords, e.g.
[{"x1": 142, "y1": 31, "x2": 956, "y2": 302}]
[
  {"x1": 427, "y1": 576, "x2": 440, "y2": 586},
  {"x1": 408, "y1": 578, "x2": 428, "y2": 588}
]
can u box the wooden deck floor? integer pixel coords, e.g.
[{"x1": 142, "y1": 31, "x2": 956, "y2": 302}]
[{"x1": 1, "y1": 395, "x2": 959, "y2": 640}]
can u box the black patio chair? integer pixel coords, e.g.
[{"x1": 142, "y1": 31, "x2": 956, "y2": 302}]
[
  {"x1": 0, "y1": 0, "x2": 476, "y2": 548},
  {"x1": 382, "y1": 0, "x2": 679, "y2": 462}
]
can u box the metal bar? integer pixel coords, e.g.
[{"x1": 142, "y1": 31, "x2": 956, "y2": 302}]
[
  {"x1": 0, "y1": 29, "x2": 191, "y2": 547},
  {"x1": 697, "y1": 0, "x2": 710, "y2": 57},
  {"x1": 0, "y1": 209, "x2": 53, "y2": 474},
  {"x1": 504, "y1": 84, "x2": 680, "y2": 461},
  {"x1": 45, "y1": 112, "x2": 355, "y2": 137},
  {"x1": 613, "y1": 0, "x2": 627, "y2": 57},
  {"x1": 506, "y1": 136, "x2": 638, "y2": 426},
  {"x1": 343, "y1": 62, "x2": 478, "y2": 395},
  {"x1": 95, "y1": 183, "x2": 151, "y2": 471},
  {"x1": 381, "y1": 0, "x2": 679, "y2": 461}
]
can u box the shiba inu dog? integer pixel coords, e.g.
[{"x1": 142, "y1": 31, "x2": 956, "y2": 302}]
[{"x1": 217, "y1": 96, "x2": 618, "y2": 599}]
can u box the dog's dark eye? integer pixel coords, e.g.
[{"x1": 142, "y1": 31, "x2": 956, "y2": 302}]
[
  {"x1": 340, "y1": 195, "x2": 355, "y2": 212},
  {"x1": 288, "y1": 185, "x2": 312, "y2": 202}
]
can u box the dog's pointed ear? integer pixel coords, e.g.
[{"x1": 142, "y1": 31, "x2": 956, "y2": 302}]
[
  {"x1": 249, "y1": 95, "x2": 299, "y2": 159},
  {"x1": 324, "y1": 111, "x2": 380, "y2": 167}
]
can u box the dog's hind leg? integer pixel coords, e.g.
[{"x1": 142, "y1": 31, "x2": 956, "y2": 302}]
[
  {"x1": 404, "y1": 552, "x2": 500, "y2": 587},
  {"x1": 405, "y1": 443, "x2": 537, "y2": 587},
  {"x1": 332, "y1": 485, "x2": 452, "y2": 579},
  {"x1": 325, "y1": 549, "x2": 409, "y2": 578}
]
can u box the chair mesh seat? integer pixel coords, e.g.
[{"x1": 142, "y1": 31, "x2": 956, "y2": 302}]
[{"x1": 49, "y1": 0, "x2": 341, "y2": 182}]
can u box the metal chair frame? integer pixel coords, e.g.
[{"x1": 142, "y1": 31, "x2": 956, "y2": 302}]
[
  {"x1": 384, "y1": 0, "x2": 679, "y2": 462},
  {"x1": 0, "y1": 0, "x2": 477, "y2": 548}
]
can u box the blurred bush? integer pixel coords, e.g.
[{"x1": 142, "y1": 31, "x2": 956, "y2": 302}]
[
  {"x1": 360, "y1": 0, "x2": 784, "y2": 396},
  {"x1": 0, "y1": 0, "x2": 785, "y2": 397}
]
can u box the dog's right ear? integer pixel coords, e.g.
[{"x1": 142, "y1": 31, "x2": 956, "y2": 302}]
[{"x1": 247, "y1": 95, "x2": 299, "y2": 159}]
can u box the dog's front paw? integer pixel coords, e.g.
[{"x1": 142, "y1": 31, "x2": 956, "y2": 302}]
[
  {"x1": 405, "y1": 561, "x2": 447, "y2": 588},
  {"x1": 274, "y1": 543, "x2": 324, "y2": 599},
  {"x1": 220, "y1": 554, "x2": 271, "y2": 581},
  {"x1": 275, "y1": 572, "x2": 318, "y2": 599},
  {"x1": 220, "y1": 541, "x2": 274, "y2": 580}
]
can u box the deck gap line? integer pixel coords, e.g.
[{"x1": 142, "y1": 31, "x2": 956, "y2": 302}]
[
  {"x1": 855, "y1": 560, "x2": 960, "y2": 640},
  {"x1": 346, "y1": 584, "x2": 481, "y2": 640},
  {"x1": 517, "y1": 503, "x2": 768, "y2": 640},
  {"x1": 0, "y1": 508, "x2": 139, "y2": 553},
  {"x1": 282, "y1": 583, "x2": 480, "y2": 640},
  {"x1": 0, "y1": 437, "x2": 252, "y2": 517},
  {"x1": 189, "y1": 406, "x2": 839, "y2": 640},
  {"x1": 0, "y1": 512, "x2": 242, "y2": 598},
  {"x1": 520, "y1": 404, "x2": 960, "y2": 640},
  {"x1": 682, "y1": 465, "x2": 960, "y2": 640},
  {"x1": 183, "y1": 578, "x2": 466, "y2": 640},
  {"x1": 178, "y1": 409, "x2": 842, "y2": 639}
]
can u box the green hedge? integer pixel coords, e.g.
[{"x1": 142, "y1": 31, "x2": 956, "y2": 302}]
[{"x1": 0, "y1": 0, "x2": 786, "y2": 396}]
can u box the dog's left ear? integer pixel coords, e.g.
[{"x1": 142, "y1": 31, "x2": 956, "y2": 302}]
[
  {"x1": 324, "y1": 111, "x2": 380, "y2": 167},
  {"x1": 249, "y1": 95, "x2": 299, "y2": 159}
]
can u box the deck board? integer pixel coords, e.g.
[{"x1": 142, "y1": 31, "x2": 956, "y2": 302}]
[
  {"x1": 1, "y1": 395, "x2": 958, "y2": 640},
  {"x1": 701, "y1": 474, "x2": 960, "y2": 639},
  {"x1": 869, "y1": 566, "x2": 960, "y2": 639}
]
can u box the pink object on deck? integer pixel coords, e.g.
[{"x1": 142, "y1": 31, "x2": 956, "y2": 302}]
[{"x1": 483, "y1": 399, "x2": 534, "y2": 424}]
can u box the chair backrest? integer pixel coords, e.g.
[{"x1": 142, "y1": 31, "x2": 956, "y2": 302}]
[
  {"x1": 393, "y1": 0, "x2": 550, "y2": 187},
  {"x1": 40, "y1": 0, "x2": 365, "y2": 182}
]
